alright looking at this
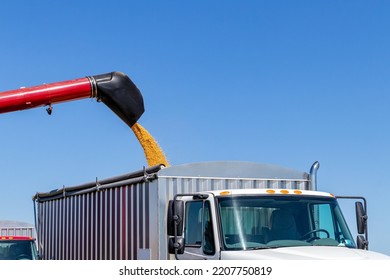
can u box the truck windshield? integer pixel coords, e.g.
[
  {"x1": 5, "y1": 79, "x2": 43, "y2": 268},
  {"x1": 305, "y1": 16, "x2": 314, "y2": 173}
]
[
  {"x1": 217, "y1": 195, "x2": 356, "y2": 250},
  {"x1": 0, "y1": 240, "x2": 38, "y2": 260}
]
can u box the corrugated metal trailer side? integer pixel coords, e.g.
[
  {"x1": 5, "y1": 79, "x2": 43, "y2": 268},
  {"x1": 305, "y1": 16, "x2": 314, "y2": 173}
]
[
  {"x1": 33, "y1": 161, "x2": 313, "y2": 260},
  {"x1": 34, "y1": 165, "x2": 163, "y2": 260}
]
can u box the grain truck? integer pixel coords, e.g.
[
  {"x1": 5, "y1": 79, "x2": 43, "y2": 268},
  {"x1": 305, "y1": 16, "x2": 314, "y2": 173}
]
[
  {"x1": 0, "y1": 220, "x2": 38, "y2": 260},
  {"x1": 32, "y1": 161, "x2": 388, "y2": 260},
  {"x1": 0, "y1": 71, "x2": 388, "y2": 260}
]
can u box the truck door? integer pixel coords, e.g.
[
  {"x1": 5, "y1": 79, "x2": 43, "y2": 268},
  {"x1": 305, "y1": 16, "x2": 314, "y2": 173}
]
[{"x1": 179, "y1": 197, "x2": 219, "y2": 260}]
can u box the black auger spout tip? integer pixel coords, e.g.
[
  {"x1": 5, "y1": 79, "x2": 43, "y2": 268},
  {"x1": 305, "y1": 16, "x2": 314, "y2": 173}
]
[{"x1": 90, "y1": 72, "x2": 145, "y2": 128}]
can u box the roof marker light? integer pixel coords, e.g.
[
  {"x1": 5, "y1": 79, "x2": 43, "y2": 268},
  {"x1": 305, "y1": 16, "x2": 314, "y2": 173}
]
[
  {"x1": 220, "y1": 191, "x2": 231, "y2": 196},
  {"x1": 294, "y1": 190, "x2": 302, "y2": 194},
  {"x1": 280, "y1": 190, "x2": 289, "y2": 194},
  {"x1": 266, "y1": 190, "x2": 276, "y2": 194}
]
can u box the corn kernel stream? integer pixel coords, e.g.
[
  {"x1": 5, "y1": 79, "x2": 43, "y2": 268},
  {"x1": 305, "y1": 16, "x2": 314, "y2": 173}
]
[{"x1": 131, "y1": 123, "x2": 170, "y2": 167}]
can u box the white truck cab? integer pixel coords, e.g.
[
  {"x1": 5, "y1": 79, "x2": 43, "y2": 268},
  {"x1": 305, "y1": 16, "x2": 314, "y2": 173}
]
[{"x1": 169, "y1": 189, "x2": 387, "y2": 259}]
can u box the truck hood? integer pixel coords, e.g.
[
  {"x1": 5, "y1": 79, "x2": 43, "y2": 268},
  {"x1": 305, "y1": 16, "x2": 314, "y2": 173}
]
[{"x1": 220, "y1": 246, "x2": 390, "y2": 260}]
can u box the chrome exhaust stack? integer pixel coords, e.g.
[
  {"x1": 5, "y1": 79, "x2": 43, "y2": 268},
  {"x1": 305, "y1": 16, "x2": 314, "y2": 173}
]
[{"x1": 309, "y1": 161, "x2": 320, "y2": 191}]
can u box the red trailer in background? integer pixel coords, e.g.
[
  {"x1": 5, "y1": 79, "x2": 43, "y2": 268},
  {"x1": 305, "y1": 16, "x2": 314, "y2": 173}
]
[{"x1": 0, "y1": 221, "x2": 38, "y2": 260}]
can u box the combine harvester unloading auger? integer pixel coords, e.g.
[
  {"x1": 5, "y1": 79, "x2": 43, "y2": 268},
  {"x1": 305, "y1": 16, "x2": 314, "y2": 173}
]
[{"x1": 0, "y1": 71, "x2": 169, "y2": 167}]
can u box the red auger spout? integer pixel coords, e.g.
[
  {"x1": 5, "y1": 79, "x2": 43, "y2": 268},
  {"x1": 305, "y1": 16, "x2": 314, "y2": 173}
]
[{"x1": 0, "y1": 71, "x2": 144, "y2": 128}]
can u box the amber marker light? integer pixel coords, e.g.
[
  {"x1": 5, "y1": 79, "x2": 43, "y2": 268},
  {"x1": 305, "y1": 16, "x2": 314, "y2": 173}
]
[
  {"x1": 280, "y1": 190, "x2": 289, "y2": 194},
  {"x1": 220, "y1": 191, "x2": 231, "y2": 196},
  {"x1": 266, "y1": 190, "x2": 276, "y2": 194}
]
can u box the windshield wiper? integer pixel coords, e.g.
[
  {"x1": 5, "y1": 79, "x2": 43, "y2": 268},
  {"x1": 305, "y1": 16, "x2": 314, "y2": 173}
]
[{"x1": 248, "y1": 245, "x2": 271, "y2": 250}]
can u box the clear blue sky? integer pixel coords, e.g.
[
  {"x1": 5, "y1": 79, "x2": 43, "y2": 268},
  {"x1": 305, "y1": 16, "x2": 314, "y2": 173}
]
[{"x1": 0, "y1": 1, "x2": 389, "y2": 255}]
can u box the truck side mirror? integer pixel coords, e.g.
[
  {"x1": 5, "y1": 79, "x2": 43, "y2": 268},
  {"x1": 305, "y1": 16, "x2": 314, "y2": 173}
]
[
  {"x1": 357, "y1": 235, "x2": 368, "y2": 250},
  {"x1": 168, "y1": 237, "x2": 185, "y2": 255},
  {"x1": 355, "y1": 201, "x2": 367, "y2": 235},
  {"x1": 167, "y1": 200, "x2": 184, "y2": 236}
]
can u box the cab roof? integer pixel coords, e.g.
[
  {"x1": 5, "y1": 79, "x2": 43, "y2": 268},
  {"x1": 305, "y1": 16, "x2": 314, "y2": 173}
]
[{"x1": 206, "y1": 188, "x2": 335, "y2": 198}]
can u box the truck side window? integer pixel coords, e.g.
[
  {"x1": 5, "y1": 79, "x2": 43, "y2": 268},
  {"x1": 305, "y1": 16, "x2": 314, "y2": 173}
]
[
  {"x1": 184, "y1": 200, "x2": 215, "y2": 255},
  {"x1": 311, "y1": 204, "x2": 336, "y2": 239},
  {"x1": 203, "y1": 202, "x2": 215, "y2": 255},
  {"x1": 185, "y1": 201, "x2": 203, "y2": 246}
]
